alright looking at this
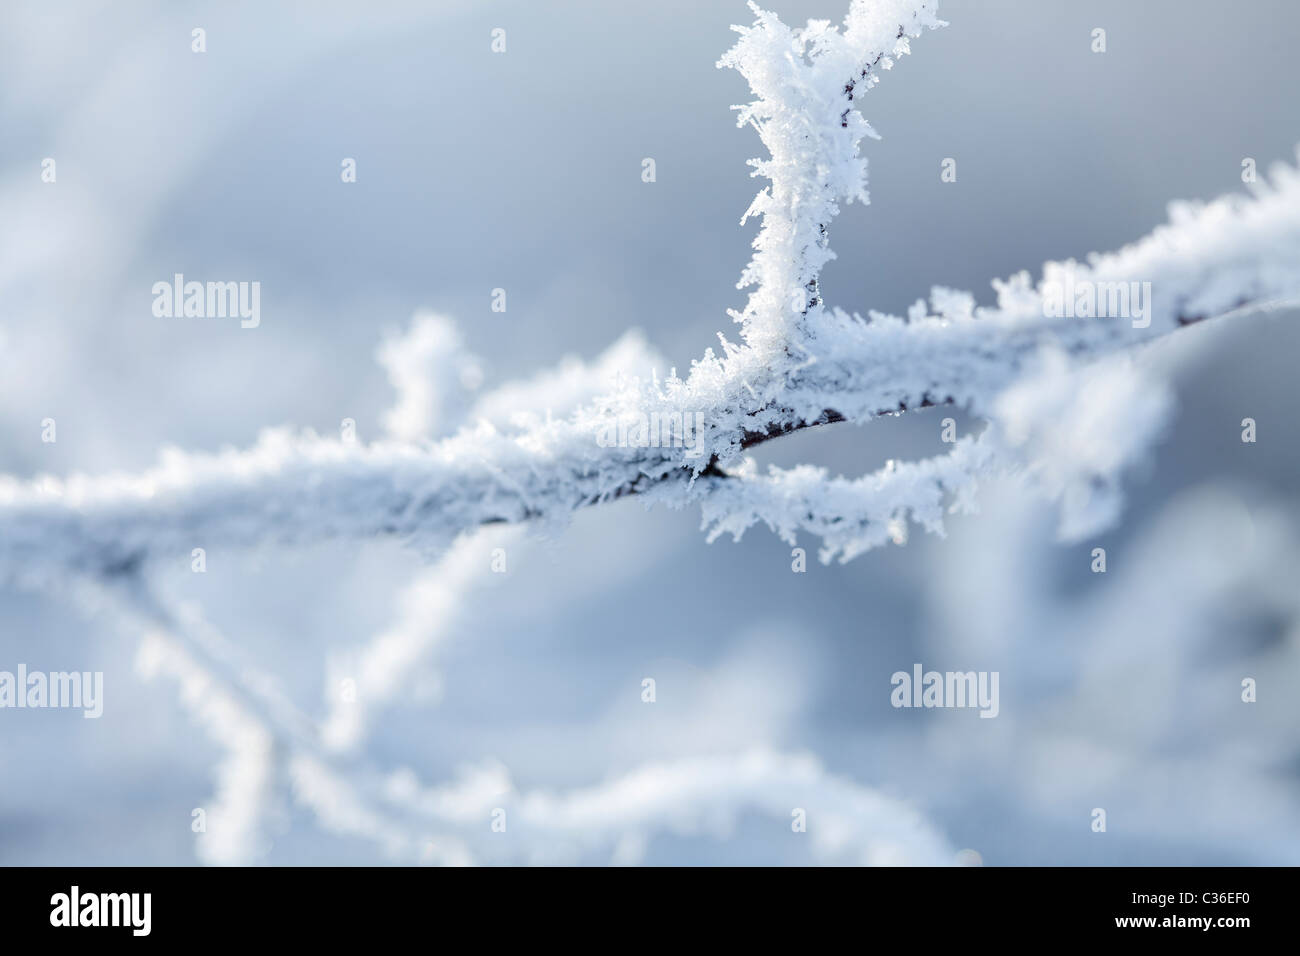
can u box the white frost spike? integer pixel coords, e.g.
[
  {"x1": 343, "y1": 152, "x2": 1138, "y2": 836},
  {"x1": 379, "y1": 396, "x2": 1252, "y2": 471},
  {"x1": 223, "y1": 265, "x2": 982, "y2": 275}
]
[
  {"x1": 718, "y1": 1, "x2": 946, "y2": 352},
  {"x1": 468, "y1": 330, "x2": 665, "y2": 434},
  {"x1": 378, "y1": 312, "x2": 483, "y2": 443}
]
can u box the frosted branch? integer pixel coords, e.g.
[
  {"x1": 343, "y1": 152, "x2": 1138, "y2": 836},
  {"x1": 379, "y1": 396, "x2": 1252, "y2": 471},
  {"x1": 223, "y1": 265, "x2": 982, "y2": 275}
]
[
  {"x1": 1, "y1": 1, "x2": 1296, "y2": 579},
  {"x1": 110, "y1": 577, "x2": 956, "y2": 866}
]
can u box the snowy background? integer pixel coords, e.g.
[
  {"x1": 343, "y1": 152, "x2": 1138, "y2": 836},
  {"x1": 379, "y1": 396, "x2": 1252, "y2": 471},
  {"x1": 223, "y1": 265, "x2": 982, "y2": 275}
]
[{"x1": 2, "y1": 0, "x2": 1299, "y2": 864}]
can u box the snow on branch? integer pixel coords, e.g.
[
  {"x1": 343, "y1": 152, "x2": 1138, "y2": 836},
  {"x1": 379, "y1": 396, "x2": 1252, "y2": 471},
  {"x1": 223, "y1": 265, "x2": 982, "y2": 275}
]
[
  {"x1": 780, "y1": 158, "x2": 1300, "y2": 428},
  {"x1": 319, "y1": 525, "x2": 526, "y2": 752},
  {"x1": 108, "y1": 577, "x2": 956, "y2": 866},
  {"x1": 2, "y1": 0, "x2": 1298, "y2": 585},
  {"x1": 15, "y1": 0, "x2": 1297, "y2": 867},
  {"x1": 701, "y1": 435, "x2": 996, "y2": 564},
  {"x1": 717, "y1": 0, "x2": 946, "y2": 351}
]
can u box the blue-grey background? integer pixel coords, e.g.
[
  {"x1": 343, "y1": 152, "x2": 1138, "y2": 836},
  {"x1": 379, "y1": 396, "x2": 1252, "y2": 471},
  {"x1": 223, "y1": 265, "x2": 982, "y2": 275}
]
[{"x1": 1, "y1": 0, "x2": 1298, "y2": 864}]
